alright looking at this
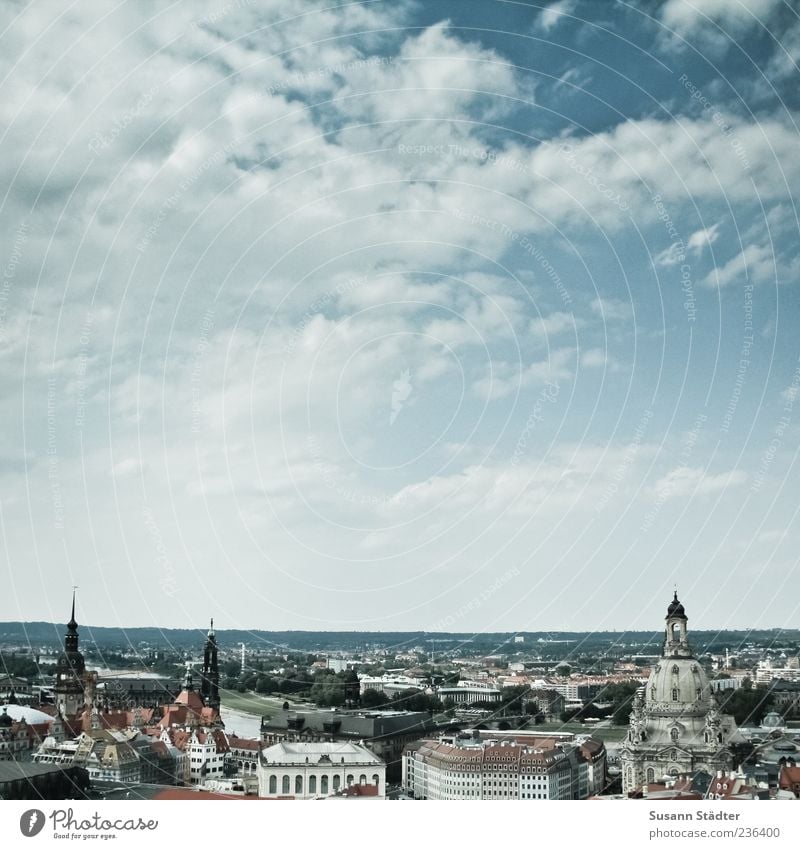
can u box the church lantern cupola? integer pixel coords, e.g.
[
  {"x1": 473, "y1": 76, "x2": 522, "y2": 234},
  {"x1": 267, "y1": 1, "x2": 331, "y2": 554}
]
[{"x1": 664, "y1": 591, "x2": 690, "y2": 658}]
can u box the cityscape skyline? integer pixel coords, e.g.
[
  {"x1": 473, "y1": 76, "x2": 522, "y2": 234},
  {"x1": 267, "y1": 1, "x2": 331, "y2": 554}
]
[{"x1": 1, "y1": 0, "x2": 799, "y2": 634}]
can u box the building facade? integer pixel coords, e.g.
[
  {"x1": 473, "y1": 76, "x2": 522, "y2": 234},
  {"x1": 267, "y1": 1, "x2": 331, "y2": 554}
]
[
  {"x1": 619, "y1": 592, "x2": 742, "y2": 794},
  {"x1": 260, "y1": 708, "x2": 437, "y2": 783},
  {"x1": 257, "y1": 741, "x2": 386, "y2": 799},
  {"x1": 402, "y1": 734, "x2": 605, "y2": 800}
]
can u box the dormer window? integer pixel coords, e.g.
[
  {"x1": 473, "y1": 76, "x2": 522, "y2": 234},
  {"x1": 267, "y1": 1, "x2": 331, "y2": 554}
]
[{"x1": 672, "y1": 688, "x2": 679, "y2": 701}]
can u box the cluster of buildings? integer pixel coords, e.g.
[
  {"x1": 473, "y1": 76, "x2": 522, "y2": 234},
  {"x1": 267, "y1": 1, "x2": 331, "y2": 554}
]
[
  {"x1": 402, "y1": 732, "x2": 606, "y2": 800},
  {"x1": 2, "y1": 589, "x2": 800, "y2": 802}
]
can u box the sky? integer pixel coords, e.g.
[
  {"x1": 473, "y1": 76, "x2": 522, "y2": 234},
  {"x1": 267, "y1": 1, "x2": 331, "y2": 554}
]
[{"x1": 1, "y1": 0, "x2": 799, "y2": 635}]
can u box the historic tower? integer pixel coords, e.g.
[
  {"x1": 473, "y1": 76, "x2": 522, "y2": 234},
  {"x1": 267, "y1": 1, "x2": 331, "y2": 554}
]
[
  {"x1": 53, "y1": 590, "x2": 86, "y2": 716},
  {"x1": 619, "y1": 592, "x2": 742, "y2": 794},
  {"x1": 200, "y1": 618, "x2": 220, "y2": 710}
]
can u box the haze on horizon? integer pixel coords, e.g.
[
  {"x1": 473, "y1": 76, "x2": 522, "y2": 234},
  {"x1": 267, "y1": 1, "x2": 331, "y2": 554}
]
[{"x1": 1, "y1": 0, "x2": 799, "y2": 635}]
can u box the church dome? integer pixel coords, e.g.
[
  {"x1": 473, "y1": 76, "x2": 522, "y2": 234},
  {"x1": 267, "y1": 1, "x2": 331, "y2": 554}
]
[
  {"x1": 646, "y1": 658, "x2": 710, "y2": 717},
  {"x1": 667, "y1": 591, "x2": 686, "y2": 618}
]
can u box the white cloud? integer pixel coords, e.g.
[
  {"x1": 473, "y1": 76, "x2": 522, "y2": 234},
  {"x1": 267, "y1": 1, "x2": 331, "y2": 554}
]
[
  {"x1": 590, "y1": 297, "x2": 633, "y2": 322},
  {"x1": 660, "y1": 0, "x2": 782, "y2": 33},
  {"x1": 539, "y1": 0, "x2": 578, "y2": 32},
  {"x1": 687, "y1": 222, "x2": 721, "y2": 252},
  {"x1": 703, "y1": 243, "x2": 774, "y2": 287},
  {"x1": 653, "y1": 466, "x2": 747, "y2": 500}
]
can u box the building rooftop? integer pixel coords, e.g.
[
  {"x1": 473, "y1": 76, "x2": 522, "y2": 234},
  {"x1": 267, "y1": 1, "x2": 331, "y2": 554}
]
[{"x1": 262, "y1": 741, "x2": 383, "y2": 765}]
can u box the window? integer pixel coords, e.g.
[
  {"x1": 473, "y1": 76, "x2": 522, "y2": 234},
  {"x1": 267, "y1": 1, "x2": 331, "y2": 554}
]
[
  {"x1": 672, "y1": 665, "x2": 679, "y2": 675},
  {"x1": 309, "y1": 776, "x2": 317, "y2": 794},
  {"x1": 321, "y1": 776, "x2": 328, "y2": 794},
  {"x1": 282, "y1": 776, "x2": 290, "y2": 794},
  {"x1": 295, "y1": 775, "x2": 303, "y2": 794},
  {"x1": 346, "y1": 774, "x2": 354, "y2": 786},
  {"x1": 333, "y1": 775, "x2": 340, "y2": 791},
  {"x1": 672, "y1": 688, "x2": 679, "y2": 701}
]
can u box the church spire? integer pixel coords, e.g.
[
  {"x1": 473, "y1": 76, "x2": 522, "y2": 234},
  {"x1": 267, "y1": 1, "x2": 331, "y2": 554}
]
[
  {"x1": 68, "y1": 588, "x2": 77, "y2": 631},
  {"x1": 200, "y1": 617, "x2": 220, "y2": 710}
]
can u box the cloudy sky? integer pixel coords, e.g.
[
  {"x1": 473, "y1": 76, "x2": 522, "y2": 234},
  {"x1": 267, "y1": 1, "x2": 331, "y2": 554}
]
[{"x1": 1, "y1": 0, "x2": 799, "y2": 635}]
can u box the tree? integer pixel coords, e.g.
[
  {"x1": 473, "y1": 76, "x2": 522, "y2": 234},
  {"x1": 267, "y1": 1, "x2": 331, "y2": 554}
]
[
  {"x1": 602, "y1": 681, "x2": 641, "y2": 726},
  {"x1": 720, "y1": 686, "x2": 773, "y2": 726},
  {"x1": 361, "y1": 688, "x2": 386, "y2": 708}
]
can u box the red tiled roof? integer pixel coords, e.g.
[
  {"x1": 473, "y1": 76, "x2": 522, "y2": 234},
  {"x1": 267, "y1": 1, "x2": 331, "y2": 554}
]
[{"x1": 152, "y1": 789, "x2": 263, "y2": 801}]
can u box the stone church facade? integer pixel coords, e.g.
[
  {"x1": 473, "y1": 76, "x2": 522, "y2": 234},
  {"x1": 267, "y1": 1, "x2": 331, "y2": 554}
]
[{"x1": 619, "y1": 592, "x2": 742, "y2": 793}]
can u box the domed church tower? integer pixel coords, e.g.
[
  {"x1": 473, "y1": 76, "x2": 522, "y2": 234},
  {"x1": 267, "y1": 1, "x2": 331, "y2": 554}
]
[{"x1": 619, "y1": 592, "x2": 742, "y2": 794}]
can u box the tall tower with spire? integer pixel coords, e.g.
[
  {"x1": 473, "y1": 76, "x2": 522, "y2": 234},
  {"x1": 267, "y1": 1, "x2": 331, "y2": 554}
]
[
  {"x1": 619, "y1": 590, "x2": 742, "y2": 794},
  {"x1": 200, "y1": 618, "x2": 220, "y2": 710},
  {"x1": 54, "y1": 590, "x2": 86, "y2": 716}
]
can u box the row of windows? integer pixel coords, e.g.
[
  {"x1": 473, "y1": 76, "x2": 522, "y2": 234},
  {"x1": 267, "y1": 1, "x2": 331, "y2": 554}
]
[{"x1": 266, "y1": 774, "x2": 381, "y2": 795}]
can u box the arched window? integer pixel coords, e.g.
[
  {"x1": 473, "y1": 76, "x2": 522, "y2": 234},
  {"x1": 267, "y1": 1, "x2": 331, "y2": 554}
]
[
  {"x1": 282, "y1": 775, "x2": 290, "y2": 794},
  {"x1": 295, "y1": 775, "x2": 303, "y2": 794},
  {"x1": 346, "y1": 774, "x2": 354, "y2": 786},
  {"x1": 333, "y1": 775, "x2": 341, "y2": 791},
  {"x1": 268, "y1": 775, "x2": 277, "y2": 794},
  {"x1": 672, "y1": 688, "x2": 679, "y2": 701},
  {"x1": 309, "y1": 776, "x2": 317, "y2": 794},
  {"x1": 359, "y1": 774, "x2": 367, "y2": 785},
  {"x1": 373, "y1": 774, "x2": 380, "y2": 787},
  {"x1": 671, "y1": 728, "x2": 679, "y2": 743},
  {"x1": 646, "y1": 768, "x2": 655, "y2": 783},
  {"x1": 321, "y1": 775, "x2": 328, "y2": 794}
]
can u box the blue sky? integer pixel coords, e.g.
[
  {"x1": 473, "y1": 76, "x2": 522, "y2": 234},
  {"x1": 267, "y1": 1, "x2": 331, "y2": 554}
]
[{"x1": 1, "y1": 0, "x2": 799, "y2": 633}]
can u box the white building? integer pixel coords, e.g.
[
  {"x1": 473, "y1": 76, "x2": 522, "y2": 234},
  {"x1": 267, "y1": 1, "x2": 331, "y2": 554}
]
[
  {"x1": 358, "y1": 675, "x2": 426, "y2": 696},
  {"x1": 402, "y1": 734, "x2": 605, "y2": 800},
  {"x1": 436, "y1": 681, "x2": 502, "y2": 705},
  {"x1": 257, "y1": 741, "x2": 386, "y2": 799}
]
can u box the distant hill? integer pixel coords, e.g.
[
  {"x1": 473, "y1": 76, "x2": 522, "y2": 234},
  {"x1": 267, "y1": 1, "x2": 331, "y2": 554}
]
[{"x1": 1, "y1": 621, "x2": 797, "y2": 654}]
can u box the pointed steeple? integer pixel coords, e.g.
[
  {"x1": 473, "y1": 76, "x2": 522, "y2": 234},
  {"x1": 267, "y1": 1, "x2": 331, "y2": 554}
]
[{"x1": 68, "y1": 588, "x2": 78, "y2": 631}]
